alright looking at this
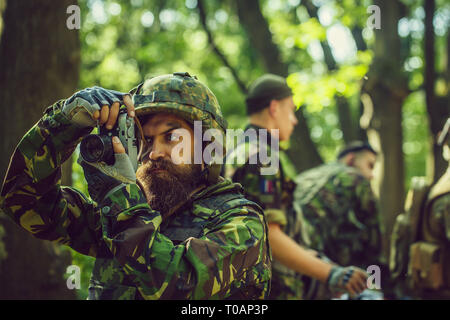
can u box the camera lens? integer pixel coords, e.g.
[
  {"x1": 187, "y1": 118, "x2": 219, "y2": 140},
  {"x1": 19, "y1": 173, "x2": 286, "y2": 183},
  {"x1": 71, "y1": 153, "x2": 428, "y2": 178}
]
[{"x1": 80, "y1": 134, "x2": 107, "y2": 163}]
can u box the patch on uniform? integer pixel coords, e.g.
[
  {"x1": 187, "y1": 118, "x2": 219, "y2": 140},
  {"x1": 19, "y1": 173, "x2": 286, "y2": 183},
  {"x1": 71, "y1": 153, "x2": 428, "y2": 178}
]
[{"x1": 260, "y1": 179, "x2": 275, "y2": 194}]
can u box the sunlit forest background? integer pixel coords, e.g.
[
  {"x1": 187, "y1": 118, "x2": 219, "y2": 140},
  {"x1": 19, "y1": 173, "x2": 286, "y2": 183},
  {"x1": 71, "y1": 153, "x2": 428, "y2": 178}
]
[{"x1": 0, "y1": 0, "x2": 448, "y2": 299}]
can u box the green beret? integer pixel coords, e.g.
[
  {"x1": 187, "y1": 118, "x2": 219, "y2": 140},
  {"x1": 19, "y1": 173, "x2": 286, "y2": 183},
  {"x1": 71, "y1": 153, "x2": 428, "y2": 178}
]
[{"x1": 246, "y1": 74, "x2": 293, "y2": 115}]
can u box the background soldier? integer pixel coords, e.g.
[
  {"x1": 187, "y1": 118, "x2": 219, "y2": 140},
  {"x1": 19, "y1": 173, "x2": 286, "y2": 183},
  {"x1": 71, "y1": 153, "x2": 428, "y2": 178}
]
[
  {"x1": 225, "y1": 74, "x2": 368, "y2": 299},
  {"x1": 408, "y1": 117, "x2": 450, "y2": 299},
  {"x1": 293, "y1": 142, "x2": 382, "y2": 269},
  {"x1": 0, "y1": 72, "x2": 271, "y2": 299}
]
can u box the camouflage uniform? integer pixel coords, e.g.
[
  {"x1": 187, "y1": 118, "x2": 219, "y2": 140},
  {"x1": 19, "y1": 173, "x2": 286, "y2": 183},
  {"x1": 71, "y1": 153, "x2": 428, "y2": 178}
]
[
  {"x1": 225, "y1": 124, "x2": 302, "y2": 300},
  {"x1": 293, "y1": 162, "x2": 382, "y2": 268},
  {"x1": 0, "y1": 97, "x2": 271, "y2": 299},
  {"x1": 412, "y1": 168, "x2": 450, "y2": 299},
  {"x1": 394, "y1": 119, "x2": 450, "y2": 299}
]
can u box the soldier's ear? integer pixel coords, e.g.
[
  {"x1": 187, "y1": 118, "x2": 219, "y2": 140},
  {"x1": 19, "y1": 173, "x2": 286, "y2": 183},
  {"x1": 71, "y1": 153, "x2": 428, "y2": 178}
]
[
  {"x1": 268, "y1": 99, "x2": 279, "y2": 118},
  {"x1": 343, "y1": 153, "x2": 355, "y2": 167}
]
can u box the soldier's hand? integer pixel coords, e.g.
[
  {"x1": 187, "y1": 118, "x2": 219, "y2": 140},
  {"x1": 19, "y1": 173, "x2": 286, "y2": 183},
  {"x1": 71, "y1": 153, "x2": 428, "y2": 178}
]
[
  {"x1": 327, "y1": 266, "x2": 368, "y2": 297},
  {"x1": 62, "y1": 86, "x2": 135, "y2": 128},
  {"x1": 78, "y1": 136, "x2": 134, "y2": 203}
]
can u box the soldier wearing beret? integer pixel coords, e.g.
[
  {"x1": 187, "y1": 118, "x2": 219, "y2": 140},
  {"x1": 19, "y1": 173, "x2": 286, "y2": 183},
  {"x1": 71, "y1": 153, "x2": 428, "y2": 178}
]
[{"x1": 225, "y1": 73, "x2": 368, "y2": 299}]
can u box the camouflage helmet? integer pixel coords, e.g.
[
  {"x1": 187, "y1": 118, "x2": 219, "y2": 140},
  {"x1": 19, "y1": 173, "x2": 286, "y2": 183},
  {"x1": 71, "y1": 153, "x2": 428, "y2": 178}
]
[{"x1": 131, "y1": 72, "x2": 227, "y2": 183}]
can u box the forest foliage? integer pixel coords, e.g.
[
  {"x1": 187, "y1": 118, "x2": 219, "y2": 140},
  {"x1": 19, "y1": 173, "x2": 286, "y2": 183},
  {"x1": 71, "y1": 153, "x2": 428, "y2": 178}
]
[{"x1": 0, "y1": 0, "x2": 447, "y2": 299}]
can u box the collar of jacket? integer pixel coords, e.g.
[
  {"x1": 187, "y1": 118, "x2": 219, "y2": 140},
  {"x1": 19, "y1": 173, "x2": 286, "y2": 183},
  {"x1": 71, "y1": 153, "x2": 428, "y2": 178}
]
[
  {"x1": 161, "y1": 177, "x2": 244, "y2": 220},
  {"x1": 191, "y1": 176, "x2": 243, "y2": 201},
  {"x1": 245, "y1": 123, "x2": 273, "y2": 149}
]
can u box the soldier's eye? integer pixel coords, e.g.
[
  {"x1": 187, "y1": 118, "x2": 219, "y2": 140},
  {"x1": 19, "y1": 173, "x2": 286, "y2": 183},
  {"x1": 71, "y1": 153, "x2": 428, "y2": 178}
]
[
  {"x1": 138, "y1": 136, "x2": 153, "y2": 160},
  {"x1": 166, "y1": 132, "x2": 181, "y2": 143},
  {"x1": 145, "y1": 137, "x2": 153, "y2": 146}
]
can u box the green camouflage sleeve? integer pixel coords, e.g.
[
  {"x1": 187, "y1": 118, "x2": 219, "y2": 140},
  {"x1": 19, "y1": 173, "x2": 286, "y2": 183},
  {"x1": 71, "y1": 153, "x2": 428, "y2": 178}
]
[
  {"x1": 305, "y1": 172, "x2": 382, "y2": 267},
  {"x1": 0, "y1": 100, "x2": 101, "y2": 256},
  {"x1": 100, "y1": 185, "x2": 270, "y2": 299},
  {"x1": 227, "y1": 161, "x2": 286, "y2": 227}
]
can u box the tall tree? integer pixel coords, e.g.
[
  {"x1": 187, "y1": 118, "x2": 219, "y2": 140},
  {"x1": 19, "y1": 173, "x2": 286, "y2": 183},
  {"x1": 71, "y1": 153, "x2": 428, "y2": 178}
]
[
  {"x1": 197, "y1": 0, "x2": 247, "y2": 94},
  {"x1": 362, "y1": 0, "x2": 409, "y2": 260},
  {"x1": 302, "y1": 0, "x2": 361, "y2": 145},
  {"x1": 0, "y1": 0, "x2": 80, "y2": 298},
  {"x1": 424, "y1": 0, "x2": 449, "y2": 183},
  {"x1": 235, "y1": 0, "x2": 323, "y2": 172}
]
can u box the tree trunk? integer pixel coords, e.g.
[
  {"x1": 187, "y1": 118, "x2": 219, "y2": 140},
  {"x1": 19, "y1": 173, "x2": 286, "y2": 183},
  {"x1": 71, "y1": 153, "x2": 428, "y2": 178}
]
[
  {"x1": 424, "y1": 0, "x2": 449, "y2": 183},
  {"x1": 351, "y1": 26, "x2": 369, "y2": 142},
  {"x1": 235, "y1": 0, "x2": 288, "y2": 76},
  {"x1": 0, "y1": 0, "x2": 5, "y2": 37},
  {"x1": 289, "y1": 109, "x2": 324, "y2": 172},
  {"x1": 235, "y1": 0, "x2": 323, "y2": 172},
  {"x1": 0, "y1": 0, "x2": 80, "y2": 299},
  {"x1": 302, "y1": 0, "x2": 360, "y2": 145},
  {"x1": 363, "y1": 0, "x2": 409, "y2": 263},
  {"x1": 197, "y1": 0, "x2": 247, "y2": 94}
]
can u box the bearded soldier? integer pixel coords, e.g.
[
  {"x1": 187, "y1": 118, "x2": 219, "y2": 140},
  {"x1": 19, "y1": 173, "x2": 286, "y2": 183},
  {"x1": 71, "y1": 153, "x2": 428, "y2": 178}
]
[{"x1": 0, "y1": 72, "x2": 271, "y2": 299}]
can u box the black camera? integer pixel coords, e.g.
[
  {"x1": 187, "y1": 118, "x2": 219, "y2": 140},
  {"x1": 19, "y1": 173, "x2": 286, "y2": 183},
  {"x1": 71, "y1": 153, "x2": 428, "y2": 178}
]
[{"x1": 80, "y1": 109, "x2": 138, "y2": 171}]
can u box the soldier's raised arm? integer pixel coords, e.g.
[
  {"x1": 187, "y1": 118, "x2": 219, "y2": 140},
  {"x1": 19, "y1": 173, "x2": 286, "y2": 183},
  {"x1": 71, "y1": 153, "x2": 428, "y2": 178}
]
[{"x1": 0, "y1": 87, "x2": 133, "y2": 256}]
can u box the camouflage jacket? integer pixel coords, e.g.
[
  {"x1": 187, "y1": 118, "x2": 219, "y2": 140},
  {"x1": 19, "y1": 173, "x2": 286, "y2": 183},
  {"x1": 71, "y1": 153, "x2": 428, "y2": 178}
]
[
  {"x1": 0, "y1": 100, "x2": 271, "y2": 300},
  {"x1": 225, "y1": 124, "x2": 302, "y2": 300},
  {"x1": 421, "y1": 168, "x2": 450, "y2": 297},
  {"x1": 293, "y1": 161, "x2": 382, "y2": 268},
  {"x1": 423, "y1": 167, "x2": 450, "y2": 243}
]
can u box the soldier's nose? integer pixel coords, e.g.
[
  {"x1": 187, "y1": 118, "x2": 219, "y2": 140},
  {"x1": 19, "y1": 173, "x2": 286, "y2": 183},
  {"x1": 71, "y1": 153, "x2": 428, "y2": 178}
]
[
  {"x1": 291, "y1": 114, "x2": 298, "y2": 126},
  {"x1": 149, "y1": 143, "x2": 166, "y2": 161}
]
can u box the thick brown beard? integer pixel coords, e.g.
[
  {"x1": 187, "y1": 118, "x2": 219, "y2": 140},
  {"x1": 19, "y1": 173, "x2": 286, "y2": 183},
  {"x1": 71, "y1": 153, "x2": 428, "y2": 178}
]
[{"x1": 136, "y1": 159, "x2": 203, "y2": 217}]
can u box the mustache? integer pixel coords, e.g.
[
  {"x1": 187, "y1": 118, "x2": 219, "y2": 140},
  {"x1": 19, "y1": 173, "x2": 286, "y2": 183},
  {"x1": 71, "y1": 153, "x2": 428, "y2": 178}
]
[
  {"x1": 144, "y1": 159, "x2": 176, "y2": 173},
  {"x1": 138, "y1": 158, "x2": 203, "y2": 188}
]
